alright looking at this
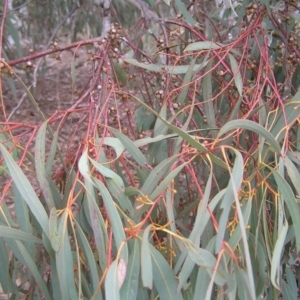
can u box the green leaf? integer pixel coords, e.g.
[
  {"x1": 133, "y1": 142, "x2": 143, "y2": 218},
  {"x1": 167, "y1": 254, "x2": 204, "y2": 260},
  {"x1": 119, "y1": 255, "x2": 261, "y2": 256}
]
[
  {"x1": 102, "y1": 137, "x2": 125, "y2": 158},
  {"x1": 249, "y1": 233, "x2": 267, "y2": 298},
  {"x1": 76, "y1": 221, "x2": 102, "y2": 300},
  {"x1": 193, "y1": 267, "x2": 211, "y2": 300},
  {"x1": 270, "y1": 168, "x2": 300, "y2": 252},
  {"x1": 93, "y1": 178, "x2": 128, "y2": 263},
  {"x1": 89, "y1": 157, "x2": 133, "y2": 216},
  {"x1": 124, "y1": 58, "x2": 205, "y2": 74},
  {"x1": 15, "y1": 240, "x2": 52, "y2": 300},
  {"x1": 120, "y1": 239, "x2": 140, "y2": 300},
  {"x1": 78, "y1": 151, "x2": 108, "y2": 271},
  {"x1": 165, "y1": 188, "x2": 185, "y2": 252},
  {"x1": 109, "y1": 127, "x2": 147, "y2": 167},
  {"x1": 216, "y1": 150, "x2": 243, "y2": 253},
  {"x1": 271, "y1": 220, "x2": 288, "y2": 289},
  {"x1": 186, "y1": 242, "x2": 216, "y2": 268},
  {"x1": 150, "y1": 244, "x2": 183, "y2": 300},
  {"x1": 50, "y1": 257, "x2": 62, "y2": 299},
  {"x1": 6, "y1": 14, "x2": 23, "y2": 58},
  {"x1": 281, "y1": 280, "x2": 295, "y2": 300},
  {"x1": 228, "y1": 54, "x2": 243, "y2": 96},
  {"x1": 203, "y1": 61, "x2": 217, "y2": 138},
  {"x1": 228, "y1": 199, "x2": 252, "y2": 250},
  {"x1": 0, "y1": 226, "x2": 42, "y2": 244},
  {"x1": 154, "y1": 103, "x2": 168, "y2": 137},
  {"x1": 13, "y1": 183, "x2": 34, "y2": 256},
  {"x1": 284, "y1": 266, "x2": 298, "y2": 299},
  {"x1": 0, "y1": 143, "x2": 49, "y2": 238},
  {"x1": 190, "y1": 175, "x2": 221, "y2": 242},
  {"x1": 141, "y1": 225, "x2": 152, "y2": 289},
  {"x1": 233, "y1": 184, "x2": 256, "y2": 300},
  {"x1": 140, "y1": 156, "x2": 178, "y2": 196},
  {"x1": 133, "y1": 97, "x2": 228, "y2": 169},
  {"x1": 149, "y1": 160, "x2": 190, "y2": 200},
  {"x1": 284, "y1": 155, "x2": 300, "y2": 197},
  {"x1": 90, "y1": 158, "x2": 124, "y2": 187},
  {"x1": 56, "y1": 211, "x2": 77, "y2": 300},
  {"x1": 184, "y1": 41, "x2": 221, "y2": 52},
  {"x1": 0, "y1": 238, "x2": 13, "y2": 293},
  {"x1": 49, "y1": 207, "x2": 60, "y2": 251},
  {"x1": 270, "y1": 97, "x2": 300, "y2": 143},
  {"x1": 174, "y1": 0, "x2": 196, "y2": 25},
  {"x1": 177, "y1": 57, "x2": 206, "y2": 106},
  {"x1": 174, "y1": 58, "x2": 198, "y2": 154},
  {"x1": 234, "y1": 266, "x2": 252, "y2": 300},
  {"x1": 105, "y1": 259, "x2": 120, "y2": 300},
  {"x1": 134, "y1": 133, "x2": 178, "y2": 147},
  {"x1": 106, "y1": 177, "x2": 134, "y2": 217},
  {"x1": 176, "y1": 188, "x2": 226, "y2": 290},
  {"x1": 45, "y1": 130, "x2": 59, "y2": 177},
  {"x1": 218, "y1": 119, "x2": 281, "y2": 153}
]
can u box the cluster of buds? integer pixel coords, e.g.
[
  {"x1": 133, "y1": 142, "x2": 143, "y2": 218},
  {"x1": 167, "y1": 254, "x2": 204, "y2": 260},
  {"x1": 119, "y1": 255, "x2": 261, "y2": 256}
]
[
  {"x1": 245, "y1": 2, "x2": 259, "y2": 15},
  {"x1": 119, "y1": 92, "x2": 129, "y2": 101},
  {"x1": 155, "y1": 89, "x2": 164, "y2": 101},
  {"x1": 23, "y1": 60, "x2": 36, "y2": 71},
  {"x1": 156, "y1": 38, "x2": 166, "y2": 49},
  {"x1": 0, "y1": 59, "x2": 14, "y2": 76},
  {"x1": 108, "y1": 23, "x2": 122, "y2": 48},
  {"x1": 169, "y1": 26, "x2": 184, "y2": 41}
]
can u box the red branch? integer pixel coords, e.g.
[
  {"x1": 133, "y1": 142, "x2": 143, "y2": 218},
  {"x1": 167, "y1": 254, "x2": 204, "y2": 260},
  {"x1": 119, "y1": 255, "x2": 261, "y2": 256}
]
[{"x1": 5, "y1": 37, "x2": 105, "y2": 67}]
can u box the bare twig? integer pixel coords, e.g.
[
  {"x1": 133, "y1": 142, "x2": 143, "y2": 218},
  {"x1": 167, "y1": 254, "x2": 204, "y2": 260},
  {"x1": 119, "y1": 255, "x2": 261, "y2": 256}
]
[
  {"x1": 0, "y1": 0, "x2": 9, "y2": 120},
  {"x1": 90, "y1": 0, "x2": 112, "y2": 135},
  {"x1": 32, "y1": 4, "x2": 80, "y2": 87},
  {"x1": 7, "y1": 87, "x2": 31, "y2": 121},
  {"x1": 6, "y1": 37, "x2": 104, "y2": 67}
]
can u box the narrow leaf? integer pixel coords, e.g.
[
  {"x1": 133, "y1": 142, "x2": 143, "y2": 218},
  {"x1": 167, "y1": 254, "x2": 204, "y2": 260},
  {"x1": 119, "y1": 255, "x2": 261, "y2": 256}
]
[
  {"x1": 105, "y1": 260, "x2": 120, "y2": 300},
  {"x1": 270, "y1": 168, "x2": 300, "y2": 251},
  {"x1": 174, "y1": 0, "x2": 196, "y2": 25},
  {"x1": 35, "y1": 121, "x2": 55, "y2": 209},
  {"x1": 150, "y1": 244, "x2": 183, "y2": 300},
  {"x1": 124, "y1": 58, "x2": 205, "y2": 74},
  {"x1": 109, "y1": 127, "x2": 147, "y2": 167},
  {"x1": 0, "y1": 226, "x2": 42, "y2": 244},
  {"x1": 0, "y1": 143, "x2": 49, "y2": 238},
  {"x1": 56, "y1": 211, "x2": 77, "y2": 300},
  {"x1": 216, "y1": 150, "x2": 243, "y2": 253},
  {"x1": 78, "y1": 150, "x2": 108, "y2": 271},
  {"x1": 284, "y1": 155, "x2": 300, "y2": 197},
  {"x1": 184, "y1": 41, "x2": 221, "y2": 52},
  {"x1": 49, "y1": 207, "x2": 60, "y2": 251},
  {"x1": 141, "y1": 156, "x2": 178, "y2": 196},
  {"x1": 93, "y1": 178, "x2": 128, "y2": 263},
  {"x1": 228, "y1": 54, "x2": 243, "y2": 96},
  {"x1": 120, "y1": 239, "x2": 140, "y2": 300},
  {"x1": 102, "y1": 137, "x2": 125, "y2": 158},
  {"x1": 76, "y1": 221, "x2": 102, "y2": 300},
  {"x1": 141, "y1": 225, "x2": 152, "y2": 289},
  {"x1": 218, "y1": 119, "x2": 281, "y2": 153},
  {"x1": 271, "y1": 221, "x2": 288, "y2": 289},
  {"x1": 203, "y1": 61, "x2": 217, "y2": 138}
]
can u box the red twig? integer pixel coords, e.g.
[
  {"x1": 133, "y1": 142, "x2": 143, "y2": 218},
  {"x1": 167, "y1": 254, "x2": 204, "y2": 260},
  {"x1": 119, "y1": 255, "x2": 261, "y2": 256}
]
[{"x1": 6, "y1": 37, "x2": 105, "y2": 67}]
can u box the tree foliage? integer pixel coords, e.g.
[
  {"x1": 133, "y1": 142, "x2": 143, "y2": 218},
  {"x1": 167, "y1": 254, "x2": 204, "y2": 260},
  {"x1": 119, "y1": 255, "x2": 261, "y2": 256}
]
[{"x1": 1, "y1": 0, "x2": 300, "y2": 299}]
